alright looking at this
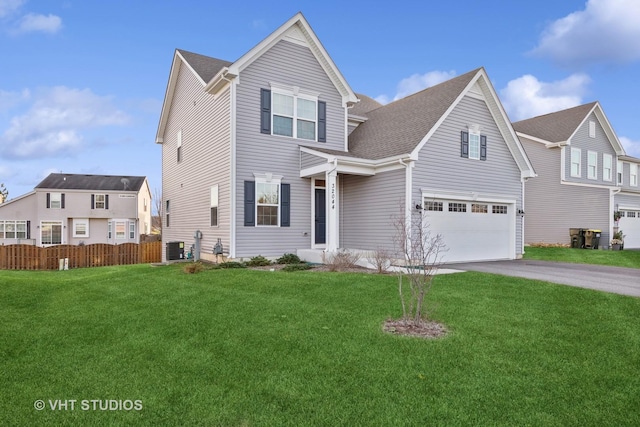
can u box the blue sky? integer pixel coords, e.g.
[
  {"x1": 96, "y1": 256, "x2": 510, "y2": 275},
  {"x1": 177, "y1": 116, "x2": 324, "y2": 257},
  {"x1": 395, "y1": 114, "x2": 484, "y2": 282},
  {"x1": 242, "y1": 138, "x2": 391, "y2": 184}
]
[{"x1": 2, "y1": 0, "x2": 640, "y2": 201}]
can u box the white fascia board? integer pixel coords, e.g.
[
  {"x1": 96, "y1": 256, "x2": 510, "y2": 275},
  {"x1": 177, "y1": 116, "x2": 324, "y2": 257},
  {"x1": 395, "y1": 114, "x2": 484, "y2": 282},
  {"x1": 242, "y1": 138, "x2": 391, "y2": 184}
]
[
  {"x1": 420, "y1": 188, "x2": 517, "y2": 204},
  {"x1": 300, "y1": 163, "x2": 331, "y2": 178},
  {"x1": 204, "y1": 67, "x2": 237, "y2": 96},
  {"x1": 0, "y1": 190, "x2": 36, "y2": 207},
  {"x1": 560, "y1": 181, "x2": 619, "y2": 190}
]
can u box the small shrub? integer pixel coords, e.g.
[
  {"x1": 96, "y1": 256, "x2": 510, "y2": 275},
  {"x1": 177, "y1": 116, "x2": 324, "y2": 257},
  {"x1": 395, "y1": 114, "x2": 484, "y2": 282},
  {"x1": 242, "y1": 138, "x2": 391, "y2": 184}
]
[
  {"x1": 277, "y1": 253, "x2": 301, "y2": 264},
  {"x1": 219, "y1": 261, "x2": 246, "y2": 269},
  {"x1": 183, "y1": 262, "x2": 204, "y2": 274},
  {"x1": 323, "y1": 249, "x2": 362, "y2": 272},
  {"x1": 282, "y1": 263, "x2": 312, "y2": 272},
  {"x1": 245, "y1": 255, "x2": 272, "y2": 267},
  {"x1": 367, "y1": 247, "x2": 392, "y2": 274}
]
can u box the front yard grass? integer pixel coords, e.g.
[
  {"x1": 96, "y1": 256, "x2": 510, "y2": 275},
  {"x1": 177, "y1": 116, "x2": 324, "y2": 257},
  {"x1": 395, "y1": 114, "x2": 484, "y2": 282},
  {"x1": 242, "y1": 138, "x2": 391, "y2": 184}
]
[
  {"x1": 1, "y1": 264, "x2": 639, "y2": 426},
  {"x1": 524, "y1": 246, "x2": 640, "y2": 268}
]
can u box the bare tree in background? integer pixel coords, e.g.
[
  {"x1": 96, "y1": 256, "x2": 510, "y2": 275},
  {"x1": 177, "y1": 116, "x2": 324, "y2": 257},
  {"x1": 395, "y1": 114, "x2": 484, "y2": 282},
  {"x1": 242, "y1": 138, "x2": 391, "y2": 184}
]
[
  {"x1": 153, "y1": 187, "x2": 162, "y2": 234},
  {"x1": 388, "y1": 204, "x2": 447, "y2": 336},
  {"x1": 0, "y1": 183, "x2": 8, "y2": 203}
]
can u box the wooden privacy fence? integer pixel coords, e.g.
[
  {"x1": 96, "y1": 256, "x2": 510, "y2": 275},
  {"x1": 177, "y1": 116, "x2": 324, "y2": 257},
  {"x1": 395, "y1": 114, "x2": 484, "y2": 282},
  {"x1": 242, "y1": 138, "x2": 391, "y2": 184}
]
[{"x1": 0, "y1": 241, "x2": 162, "y2": 270}]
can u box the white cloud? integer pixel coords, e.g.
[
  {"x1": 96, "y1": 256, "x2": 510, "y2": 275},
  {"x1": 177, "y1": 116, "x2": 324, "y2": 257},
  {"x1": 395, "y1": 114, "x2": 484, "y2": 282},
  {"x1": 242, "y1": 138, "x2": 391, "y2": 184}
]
[
  {"x1": 14, "y1": 12, "x2": 61, "y2": 34},
  {"x1": 0, "y1": 0, "x2": 24, "y2": 18},
  {"x1": 620, "y1": 136, "x2": 640, "y2": 158},
  {"x1": 500, "y1": 73, "x2": 591, "y2": 121},
  {"x1": 375, "y1": 70, "x2": 457, "y2": 104},
  {"x1": 0, "y1": 88, "x2": 30, "y2": 112},
  {"x1": 532, "y1": 0, "x2": 640, "y2": 67},
  {"x1": 0, "y1": 86, "x2": 130, "y2": 159}
]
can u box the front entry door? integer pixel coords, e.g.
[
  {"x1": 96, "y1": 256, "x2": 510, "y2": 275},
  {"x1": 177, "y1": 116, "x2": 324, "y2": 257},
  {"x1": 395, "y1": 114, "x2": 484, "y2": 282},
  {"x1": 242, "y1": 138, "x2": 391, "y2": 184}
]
[{"x1": 315, "y1": 188, "x2": 326, "y2": 244}]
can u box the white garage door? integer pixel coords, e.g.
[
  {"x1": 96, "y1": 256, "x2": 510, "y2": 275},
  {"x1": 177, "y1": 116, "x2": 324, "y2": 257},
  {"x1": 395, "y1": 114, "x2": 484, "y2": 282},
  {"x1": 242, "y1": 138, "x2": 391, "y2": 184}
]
[
  {"x1": 619, "y1": 210, "x2": 640, "y2": 248},
  {"x1": 423, "y1": 199, "x2": 514, "y2": 263}
]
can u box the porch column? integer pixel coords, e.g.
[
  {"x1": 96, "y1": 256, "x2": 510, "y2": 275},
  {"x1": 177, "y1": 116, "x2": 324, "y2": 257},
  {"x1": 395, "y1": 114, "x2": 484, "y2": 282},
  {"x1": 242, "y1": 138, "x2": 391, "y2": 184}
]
[{"x1": 326, "y1": 168, "x2": 338, "y2": 252}]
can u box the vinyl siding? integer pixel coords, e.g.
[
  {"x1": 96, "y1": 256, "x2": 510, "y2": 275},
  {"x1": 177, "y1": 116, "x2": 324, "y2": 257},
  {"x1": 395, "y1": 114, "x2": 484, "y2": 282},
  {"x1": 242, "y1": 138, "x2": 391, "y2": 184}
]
[
  {"x1": 412, "y1": 95, "x2": 524, "y2": 253},
  {"x1": 234, "y1": 40, "x2": 347, "y2": 257},
  {"x1": 301, "y1": 151, "x2": 328, "y2": 170},
  {"x1": 564, "y1": 113, "x2": 618, "y2": 184},
  {"x1": 340, "y1": 169, "x2": 405, "y2": 251},
  {"x1": 618, "y1": 160, "x2": 640, "y2": 190},
  {"x1": 161, "y1": 61, "x2": 232, "y2": 261},
  {"x1": 615, "y1": 192, "x2": 640, "y2": 210},
  {"x1": 522, "y1": 137, "x2": 611, "y2": 244},
  {"x1": 0, "y1": 193, "x2": 37, "y2": 244}
]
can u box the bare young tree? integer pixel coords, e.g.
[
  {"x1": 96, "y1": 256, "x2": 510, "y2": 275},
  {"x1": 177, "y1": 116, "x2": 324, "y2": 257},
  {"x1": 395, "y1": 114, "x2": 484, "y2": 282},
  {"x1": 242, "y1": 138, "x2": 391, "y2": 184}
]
[
  {"x1": 392, "y1": 205, "x2": 447, "y2": 328},
  {"x1": 153, "y1": 187, "x2": 162, "y2": 234},
  {"x1": 0, "y1": 183, "x2": 8, "y2": 203}
]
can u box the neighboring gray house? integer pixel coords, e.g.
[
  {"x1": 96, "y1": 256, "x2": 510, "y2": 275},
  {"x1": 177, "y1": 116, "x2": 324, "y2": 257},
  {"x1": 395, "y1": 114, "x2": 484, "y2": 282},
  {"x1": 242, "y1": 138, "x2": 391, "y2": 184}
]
[
  {"x1": 513, "y1": 102, "x2": 640, "y2": 248},
  {"x1": 0, "y1": 173, "x2": 152, "y2": 246},
  {"x1": 156, "y1": 13, "x2": 535, "y2": 263}
]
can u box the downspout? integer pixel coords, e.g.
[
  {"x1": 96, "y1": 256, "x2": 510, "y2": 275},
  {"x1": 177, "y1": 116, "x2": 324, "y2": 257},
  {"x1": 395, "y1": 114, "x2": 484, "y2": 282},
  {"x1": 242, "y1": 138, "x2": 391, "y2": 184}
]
[
  {"x1": 399, "y1": 159, "x2": 413, "y2": 259},
  {"x1": 229, "y1": 77, "x2": 237, "y2": 258},
  {"x1": 521, "y1": 178, "x2": 526, "y2": 257}
]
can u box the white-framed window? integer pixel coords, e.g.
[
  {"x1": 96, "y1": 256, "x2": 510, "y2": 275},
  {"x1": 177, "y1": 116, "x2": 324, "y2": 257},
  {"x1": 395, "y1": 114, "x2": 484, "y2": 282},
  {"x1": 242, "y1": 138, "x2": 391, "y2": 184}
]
[
  {"x1": 129, "y1": 222, "x2": 135, "y2": 239},
  {"x1": 108, "y1": 221, "x2": 112, "y2": 239},
  {"x1": 272, "y1": 89, "x2": 317, "y2": 141},
  {"x1": 50, "y1": 192, "x2": 62, "y2": 209},
  {"x1": 631, "y1": 163, "x2": 638, "y2": 187},
  {"x1": 589, "y1": 120, "x2": 596, "y2": 138},
  {"x1": 210, "y1": 185, "x2": 219, "y2": 227},
  {"x1": 0, "y1": 220, "x2": 27, "y2": 239},
  {"x1": 177, "y1": 129, "x2": 182, "y2": 162},
  {"x1": 471, "y1": 203, "x2": 488, "y2": 213},
  {"x1": 95, "y1": 194, "x2": 106, "y2": 209},
  {"x1": 41, "y1": 221, "x2": 62, "y2": 245},
  {"x1": 603, "y1": 154, "x2": 613, "y2": 181},
  {"x1": 256, "y1": 179, "x2": 280, "y2": 226},
  {"x1": 587, "y1": 151, "x2": 598, "y2": 180},
  {"x1": 448, "y1": 202, "x2": 467, "y2": 213},
  {"x1": 73, "y1": 219, "x2": 89, "y2": 238},
  {"x1": 165, "y1": 200, "x2": 170, "y2": 227},
  {"x1": 571, "y1": 148, "x2": 581, "y2": 177},
  {"x1": 469, "y1": 132, "x2": 481, "y2": 160},
  {"x1": 618, "y1": 161, "x2": 624, "y2": 185},
  {"x1": 143, "y1": 198, "x2": 147, "y2": 212},
  {"x1": 492, "y1": 205, "x2": 508, "y2": 214},
  {"x1": 114, "y1": 221, "x2": 126, "y2": 239},
  {"x1": 424, "y1": 201, "x2": 443, "y2": 211}
]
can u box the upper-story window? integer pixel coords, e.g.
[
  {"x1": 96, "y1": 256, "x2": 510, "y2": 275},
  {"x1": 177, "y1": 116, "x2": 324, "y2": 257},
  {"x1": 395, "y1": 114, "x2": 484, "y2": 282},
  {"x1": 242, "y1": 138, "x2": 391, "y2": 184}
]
[
  {"x1": 588, "y1": 120, "x2": 596, "y2": 138},
  {"x1": 460, "y1": 129, "x2": 487, "y2": 161},
  {"x1": 631, "y1": 163, "x2": 638, "y2": 187},
  {"x1": 92, "y1": 194, "x2": 108, "y2": 209},
  {"x1": 617, "y1": 160, "x2": 624, "y2": 185},
  {"x1": 603, "y1": 154, "x2": 613, "y2": 181},
  {"x1": 260, "y1": 85, "x2": 326, "y2": 142},
  {"x1": 47, "y1": 192, "x2": 65, "y2": 209},
  {"x1": 177, "y1": 129, "x2": 183, "y2": 162},
  {"x1": 570, "y1": 148, "x2": 581, "y2": 177},
  {"x1": 587, "y1": 151, "x2": 597, "y2": 180}
]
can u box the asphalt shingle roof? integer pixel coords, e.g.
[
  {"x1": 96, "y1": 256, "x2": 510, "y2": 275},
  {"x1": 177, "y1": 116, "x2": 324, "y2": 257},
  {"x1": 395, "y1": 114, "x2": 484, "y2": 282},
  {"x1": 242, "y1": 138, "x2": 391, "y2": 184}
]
[
  {"x1": 350, "y1": 93, "x2": 383, "y2": 117},
  {"x1": 348, "y1": 68, "x2": 480, "y2": 160},
  {"x1": 177, "y1": 49, "x2": 232, "y2": 84},
  {"x1": 512, "y1": 102, "x2": 597, "y2": 143},
  {"x1": 36, "y1": 174, "x2": 146, "y2": 191}
]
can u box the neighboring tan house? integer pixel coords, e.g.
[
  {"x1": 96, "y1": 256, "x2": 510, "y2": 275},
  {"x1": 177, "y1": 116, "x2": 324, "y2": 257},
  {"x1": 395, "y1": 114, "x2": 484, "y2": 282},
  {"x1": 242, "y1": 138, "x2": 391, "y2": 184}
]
[
  {"x1": 156, "y1": 12, "x2": 535, "y2": 263},
  {"x1": 0, "y1": 173, "x2": 152, "y2": 246},
  {"x1": 513, "y1": 102, "x2": 640, "y2": 248}
]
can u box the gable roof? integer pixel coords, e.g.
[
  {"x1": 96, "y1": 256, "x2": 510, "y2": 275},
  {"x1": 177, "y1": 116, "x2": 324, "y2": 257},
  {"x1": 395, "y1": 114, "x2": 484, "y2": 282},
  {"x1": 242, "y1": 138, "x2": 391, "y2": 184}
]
[
  {"x1": 156, "y1": 12, "x2": 358, "y2": 143},
  {"x1": 176, "y1": 49, "x2": 232, "y2": 84},
  {"x1": 35, "y1": 174, "x2": 146, "y2": 192},
  {"x1": 512, "y1": 102, "x2": 598, "y2": 143},
  {"x1": 513, "y1": 101, "x2": 626, "y2": 155},
  {"x1": 348, "y1": 69, "x2": 480, "y2": 160}
]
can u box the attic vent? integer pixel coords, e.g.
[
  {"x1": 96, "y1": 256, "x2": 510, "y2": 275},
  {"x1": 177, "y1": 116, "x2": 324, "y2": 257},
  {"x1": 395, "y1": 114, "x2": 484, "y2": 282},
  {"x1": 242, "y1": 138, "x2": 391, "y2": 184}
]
[{"x1": 121, "y1": 178, "x2": 130, "y2": 190}]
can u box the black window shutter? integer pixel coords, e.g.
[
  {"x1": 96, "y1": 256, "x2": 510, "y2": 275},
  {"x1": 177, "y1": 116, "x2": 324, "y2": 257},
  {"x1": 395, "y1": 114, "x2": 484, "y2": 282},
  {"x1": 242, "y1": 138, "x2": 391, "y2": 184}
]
[
  {"x1": 460, "y1": 131, "x2": 469, "y2": 158},
  {"x1": 281, "y1": 183, "x2": 290, "y2": 227},
  {"x1": 260, "y1": 89, "x2": 271, "y2": 134},
  {"x1": 27, "y1": 221, "x2": 31, "y2": 239},
  {"x1": 317, "y1": 101, "x2": 326, "y2": 143},
  {"x1": 105, "y1": 195, "x2": 109, "y2": 209},
  {"x1": 46, "y1": 193, "x2": 50, "y2": 208},
  {"x1": 244, "y1": 181, "x2": 255, "y2": 226},
  {"x1": 91, "y1": 194, "x2": 95, "y2": 209},
  {"x1": 480, "y1": 135, "x2": 487, "y2": 161},
  {"x1": 61, "y1": 193, "x2": 65, "y2": 209}
]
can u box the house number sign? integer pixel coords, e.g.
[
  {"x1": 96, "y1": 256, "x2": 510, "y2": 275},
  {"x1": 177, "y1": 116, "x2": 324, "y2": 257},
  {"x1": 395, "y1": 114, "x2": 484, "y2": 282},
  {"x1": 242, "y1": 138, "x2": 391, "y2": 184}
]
[{"x1": 331, "y1": 183, "x2": 336, "y2": 210}]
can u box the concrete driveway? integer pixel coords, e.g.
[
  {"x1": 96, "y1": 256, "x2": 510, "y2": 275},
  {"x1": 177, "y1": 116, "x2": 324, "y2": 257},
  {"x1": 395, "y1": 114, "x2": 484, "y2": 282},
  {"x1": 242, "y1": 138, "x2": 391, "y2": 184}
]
[{"x1": 446, "y1": 259, "x2": 640, "y2": 297}]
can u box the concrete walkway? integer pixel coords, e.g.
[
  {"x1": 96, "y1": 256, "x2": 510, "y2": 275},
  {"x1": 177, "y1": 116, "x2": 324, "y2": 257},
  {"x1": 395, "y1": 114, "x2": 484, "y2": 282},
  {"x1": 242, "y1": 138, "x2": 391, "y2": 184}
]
[{"x1": 444, "y1": 259, "x2": 640, "y2": 297}]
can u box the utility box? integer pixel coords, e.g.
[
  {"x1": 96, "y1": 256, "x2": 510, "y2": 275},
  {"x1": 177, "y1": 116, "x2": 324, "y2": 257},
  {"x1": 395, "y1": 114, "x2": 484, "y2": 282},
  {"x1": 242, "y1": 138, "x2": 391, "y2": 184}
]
[{"x1": 166, "y1": 241, "x2": 185, "y2": 260}]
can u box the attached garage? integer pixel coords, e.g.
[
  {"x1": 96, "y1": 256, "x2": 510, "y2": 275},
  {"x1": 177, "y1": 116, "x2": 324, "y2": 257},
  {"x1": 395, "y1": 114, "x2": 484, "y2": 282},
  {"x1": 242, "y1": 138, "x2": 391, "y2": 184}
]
[
  {"x1": 422, "y1": 198, "x2": 516, "y2": 263},
  {"x1": 618, "y1": 209, "x2": 640, "y2": 248}
]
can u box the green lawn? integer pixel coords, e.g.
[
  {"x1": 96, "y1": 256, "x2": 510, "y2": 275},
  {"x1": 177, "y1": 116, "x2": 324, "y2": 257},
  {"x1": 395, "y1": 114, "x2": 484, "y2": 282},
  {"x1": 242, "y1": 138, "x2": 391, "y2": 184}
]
[
  {"x1": 2, "y1": 264, "x2": 640, "y2": 426},
  {"x1": 524, "y1": 246, "x2": 640, "y2": 268}
]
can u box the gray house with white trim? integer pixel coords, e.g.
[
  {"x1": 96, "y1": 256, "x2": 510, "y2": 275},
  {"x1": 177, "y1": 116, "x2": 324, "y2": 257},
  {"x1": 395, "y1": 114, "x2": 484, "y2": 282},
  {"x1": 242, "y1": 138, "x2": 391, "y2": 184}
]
[
  {"x1": 156, "y1": 13, "x2": 535, "y2": 263},
  {"x1": 0, "y1": 173, "x2": 152, "y2": 246},
  {"x1": 514, "y1": 102, "x2": 640, "y2": 248}
]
